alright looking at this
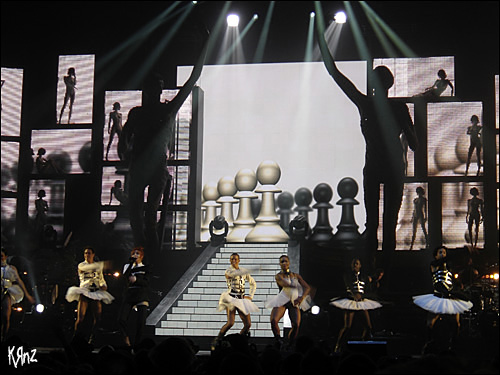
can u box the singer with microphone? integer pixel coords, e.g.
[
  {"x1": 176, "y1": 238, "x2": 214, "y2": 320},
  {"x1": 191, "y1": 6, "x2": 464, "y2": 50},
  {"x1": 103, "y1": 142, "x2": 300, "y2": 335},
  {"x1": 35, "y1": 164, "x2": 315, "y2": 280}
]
[{"x1": 117, "y1": 246, "x2": 150, "y2": 348}]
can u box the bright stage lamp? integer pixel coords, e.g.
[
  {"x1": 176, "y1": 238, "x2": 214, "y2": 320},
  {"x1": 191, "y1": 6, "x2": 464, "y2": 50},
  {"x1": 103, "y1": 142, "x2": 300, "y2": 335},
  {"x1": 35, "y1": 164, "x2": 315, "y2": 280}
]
[
  {"x1": 227, "y1": 14, "x2": 239, "y2": 27},
  {"x1": 311, "y1": 305, "x2": 320, "y2": 315},
  {"x1": 334, "y1": 11, "x2": 347, "y2": 24},
  {"x1": 36, "y1": 304, "x2": 45, "y2": 313}
]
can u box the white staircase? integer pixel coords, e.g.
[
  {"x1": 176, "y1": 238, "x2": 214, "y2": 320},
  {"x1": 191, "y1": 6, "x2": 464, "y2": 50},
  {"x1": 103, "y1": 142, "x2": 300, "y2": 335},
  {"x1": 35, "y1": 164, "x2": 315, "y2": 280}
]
[{"x1": 153, "y1": 243, "x2": 288, "y2": 338}]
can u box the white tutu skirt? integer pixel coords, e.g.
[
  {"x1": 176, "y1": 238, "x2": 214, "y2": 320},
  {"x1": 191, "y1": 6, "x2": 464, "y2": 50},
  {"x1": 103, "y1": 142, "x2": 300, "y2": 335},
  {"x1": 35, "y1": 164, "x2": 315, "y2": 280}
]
[
  {"x1": 413, "y1": 294, "x2": 473, "y2": 314},
  {"x1": 65, "y1": 286, "x2": 115, "y2": 304},
  {"x1": 5, "y1": 285, "x2": 24, "y2": 304},
  {"x1": 265, "y1": 287, "x2": 311, "y2": 311},
  {"x1": 330, "y1": 297, "x2": 382, "y2": 311},
  {"x1": 217, "y1": 292, "x2": 259, "y2": 315}
]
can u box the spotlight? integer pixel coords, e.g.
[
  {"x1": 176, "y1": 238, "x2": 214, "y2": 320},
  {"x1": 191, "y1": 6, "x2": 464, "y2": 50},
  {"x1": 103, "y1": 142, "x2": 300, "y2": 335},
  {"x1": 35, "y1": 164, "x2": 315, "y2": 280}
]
[
  {"x1": 227, "y1": 14, "x2": 239, "y2": 27},
  {"x1": 35, "y1": 304, "x2": 45, "y2": 313},
  {"x1": 113, "y1": 271, "x2": 120, "y2": 278},
  {"x1": 310, "y1": 11, "x2": 315, "y2": 18},
  {"x1": 334, "y1": 11, "x2": 347, "y2": 24},
  {"x1": 493, "y1": 273, "x2": 499, "y2": 280},
  {"x1": 253, "y1": 14, "x2": 259, "y2": 20},
  {"x1": 311, "y1": 305, "x2": 320, "y2": 315}
]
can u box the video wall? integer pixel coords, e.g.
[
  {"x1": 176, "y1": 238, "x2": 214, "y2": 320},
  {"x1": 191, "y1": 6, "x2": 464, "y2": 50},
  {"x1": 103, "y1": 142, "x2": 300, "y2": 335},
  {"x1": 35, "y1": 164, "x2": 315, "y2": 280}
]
[{"x1": 178, "y1": 55, "x2": 491, "y2": 250}]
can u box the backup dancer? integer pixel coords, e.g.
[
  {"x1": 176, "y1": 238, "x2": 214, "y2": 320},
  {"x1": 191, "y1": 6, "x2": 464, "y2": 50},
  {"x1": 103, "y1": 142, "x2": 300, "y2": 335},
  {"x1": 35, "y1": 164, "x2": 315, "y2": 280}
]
[
  {"x1": 118, "y1": 246, "x2": 150, "y2": 347},
  {"x1": 330, "y1": 258, "x2": 382, "y2": 353},
  {"x1": 65, "y1": 246, "x2": 114, "y2": 342},
  {"x1": 265, "y1": 255, "x2": 311, "y2": 349},
  {"x1": 212, "y1": 253, "x2": 258, "y2": 350},
  {"x1": 413, "y1": 246, "x2": 473, "y2": 352},
  {"x1": 1, "y1": 249, "x2": 35, "y2": 342}
]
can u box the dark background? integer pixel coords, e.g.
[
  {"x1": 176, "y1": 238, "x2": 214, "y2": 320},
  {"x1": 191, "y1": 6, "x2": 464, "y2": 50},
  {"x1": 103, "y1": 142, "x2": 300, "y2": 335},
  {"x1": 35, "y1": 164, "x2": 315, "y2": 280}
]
[{"x1": 2, "y1": 1, "x2": 498, "y2": 96}]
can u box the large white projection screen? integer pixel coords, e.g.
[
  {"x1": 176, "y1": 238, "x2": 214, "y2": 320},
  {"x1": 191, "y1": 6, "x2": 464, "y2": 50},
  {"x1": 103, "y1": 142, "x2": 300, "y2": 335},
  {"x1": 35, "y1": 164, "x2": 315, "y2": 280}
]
[{"x1": 178, "y1": 61, "x2": 368, "y2": 230}]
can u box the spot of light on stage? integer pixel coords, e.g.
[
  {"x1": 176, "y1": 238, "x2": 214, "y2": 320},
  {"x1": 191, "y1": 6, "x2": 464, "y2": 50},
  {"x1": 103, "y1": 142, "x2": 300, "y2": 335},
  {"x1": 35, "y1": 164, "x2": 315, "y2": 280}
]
[
  {"x1": 334, "y1": 11, "x2": 347, "y2": 24},
  {"x1": 36, "y1": 304, "x2": 45, "y2": 314},
  {"x1": 227, "y1": 14, "x2": 239, "y2": 27},
  {"x1": 113, "y1": 271, "x2": 120, "y2": 278},
  {"x1": 311, "y1": 305, "x2": 320, "y2": 315}
]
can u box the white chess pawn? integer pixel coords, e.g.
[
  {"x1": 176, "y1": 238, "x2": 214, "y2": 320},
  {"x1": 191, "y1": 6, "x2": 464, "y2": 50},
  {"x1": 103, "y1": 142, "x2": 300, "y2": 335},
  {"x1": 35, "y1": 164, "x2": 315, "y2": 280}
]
[
  {"x1": 245, "y1": 160, "x2": 289, "y2": 242},
  {"x1": 226, "y1": 169, "x2": 258, "y2": 242},
  {"x1": 217, "y1": 176, "x2": 238, "y2": 228},
  {"x1": 200, "y1": 182, "x2": 220, "y2": 242}
]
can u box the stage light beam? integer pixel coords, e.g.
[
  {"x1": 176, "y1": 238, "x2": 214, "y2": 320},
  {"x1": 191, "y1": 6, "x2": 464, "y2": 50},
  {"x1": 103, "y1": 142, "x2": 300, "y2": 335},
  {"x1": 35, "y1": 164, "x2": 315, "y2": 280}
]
[{"x1": 253, "y1": 1, "x2": 275, "y2": 63}]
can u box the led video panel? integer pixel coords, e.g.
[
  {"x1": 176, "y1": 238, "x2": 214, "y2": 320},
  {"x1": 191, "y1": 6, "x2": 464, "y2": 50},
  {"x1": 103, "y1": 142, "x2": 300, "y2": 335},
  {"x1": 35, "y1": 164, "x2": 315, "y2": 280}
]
[
  {"x1": 31, "y1": 129, "x2": 92, "y2": 174},
  {"x1": 373, "y1": 56, "x2": 455, "y2": 98},
  {"x1": 427, "y1": 102, "x2": 483, "y2": 177},
  {"x1": 442, "y1": 182, "x2": 484, "y2": 249},
  {"x1": 1, "y1": 141, "x2": 19, "y2": 192},
  {"x1": 56, "y1": 55, "x2": 95, "y2": 125},
  {"x1": 0, "y1": 67, "x2": 23, "y2": 136}
]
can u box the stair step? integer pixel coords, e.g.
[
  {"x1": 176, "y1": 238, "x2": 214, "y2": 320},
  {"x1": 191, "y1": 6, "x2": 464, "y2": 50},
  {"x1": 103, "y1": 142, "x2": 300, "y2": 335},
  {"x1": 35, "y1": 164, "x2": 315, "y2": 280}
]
[{"x1": 153, "y1": 243, "x2": 289, "y2": 338}]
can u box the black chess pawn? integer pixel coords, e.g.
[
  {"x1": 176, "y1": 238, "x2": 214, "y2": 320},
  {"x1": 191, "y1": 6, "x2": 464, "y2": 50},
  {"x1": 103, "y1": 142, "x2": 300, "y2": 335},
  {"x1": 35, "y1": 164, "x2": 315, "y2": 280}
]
[
  {"x1": 289, "y1": 215, "x2": 311, "y2": 243},
  {"x1": 294, "y1": 187, "x2": 313, "y2": 223},
  {"x1": 309, "y1": 183, "x2": 334, "y2": 246},
  {"x1": 333, "y1": 177, "x2": 361, "y2": 247},
  {"x1": 277, "y1": 191, "x2": 294, "y2": 234}
]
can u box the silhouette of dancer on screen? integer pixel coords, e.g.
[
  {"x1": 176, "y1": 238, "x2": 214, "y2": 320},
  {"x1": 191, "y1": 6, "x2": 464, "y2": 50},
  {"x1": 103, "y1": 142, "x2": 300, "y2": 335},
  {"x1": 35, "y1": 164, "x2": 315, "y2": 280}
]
[
  {"x1": 34, "y1": 189, "x2": 49, "y2": 235},
  {"x1": 415, "y1": 69, "x2": 454, "y2": 99},
  {"x1": 59, "y1": 67, "x2": 77, "y2": 124},
  {"x1": 465, "y1": 115, "x2": 482, "y2": 176},
  {"x1": 35, "y1": 148, "x2": 60, "y2": 174},
  {"x1": 466, "y1": 187, "x2": 483, "y2": 250},
  {"x1": 409, "y1": 186, "x2": 429, "y2": 251},
  {"x1": 118, "y1": 30, "x2": 209, "y2": 254},
  {"x1": 315, "y1": 6, "x2": 418, "y2": 267},
  {"x1": 106, "y1": 102, "x2": 123, "y2": 161},
  {"x1": 109, "y1": 180, "x2": 128, "y2": 206}
]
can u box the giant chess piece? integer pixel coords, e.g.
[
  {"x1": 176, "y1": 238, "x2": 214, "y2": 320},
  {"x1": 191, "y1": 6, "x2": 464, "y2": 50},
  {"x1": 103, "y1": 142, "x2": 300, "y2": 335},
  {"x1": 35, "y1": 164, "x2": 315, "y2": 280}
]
[
  {"x1": 200, "y1": 182, "x2": 220, "y2": 242},
  {"x1": 246, "y1": 161, "x2": 289, "y2": 242},
  {"x1": 333, "y1": 177, "x2": 361, "y2": 247},
  {"x1": 294, "y1": 187, "x2": 313, "y2": 222},
  {"x1": 226, "y1": 169, "x2": 258, "y2": 242},
  {"x1": 309, "y1": 182, "x2": 334, "y2": 246},
  {"x1": 277, "y1": 191, "x2": 294, "y2": 234},
  {"x1": 217, "y1": 176, "x2": 238, "y2": 229}
]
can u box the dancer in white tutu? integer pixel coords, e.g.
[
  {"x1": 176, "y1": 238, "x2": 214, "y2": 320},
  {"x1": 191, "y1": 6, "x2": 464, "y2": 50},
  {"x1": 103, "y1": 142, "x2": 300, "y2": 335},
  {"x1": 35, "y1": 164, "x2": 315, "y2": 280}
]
[
  {"x1": 2, "y1": 249, "x2": 35, "y2": 342},
  {"x1": 212, "y1": 253, "x2": 258, "y2": 350},
  {"x1": 265, "y1": 255, "x2": 311, "y2": 348},
  {"x1": 413, "y1": 246, "x2": 473, "y2": 352},
  {"x1": 330, "y1": 258, "x2": 382, "y2": 353},
  {"x1": 65, "y1": 246, "x2": 114, "y2": 341}
]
